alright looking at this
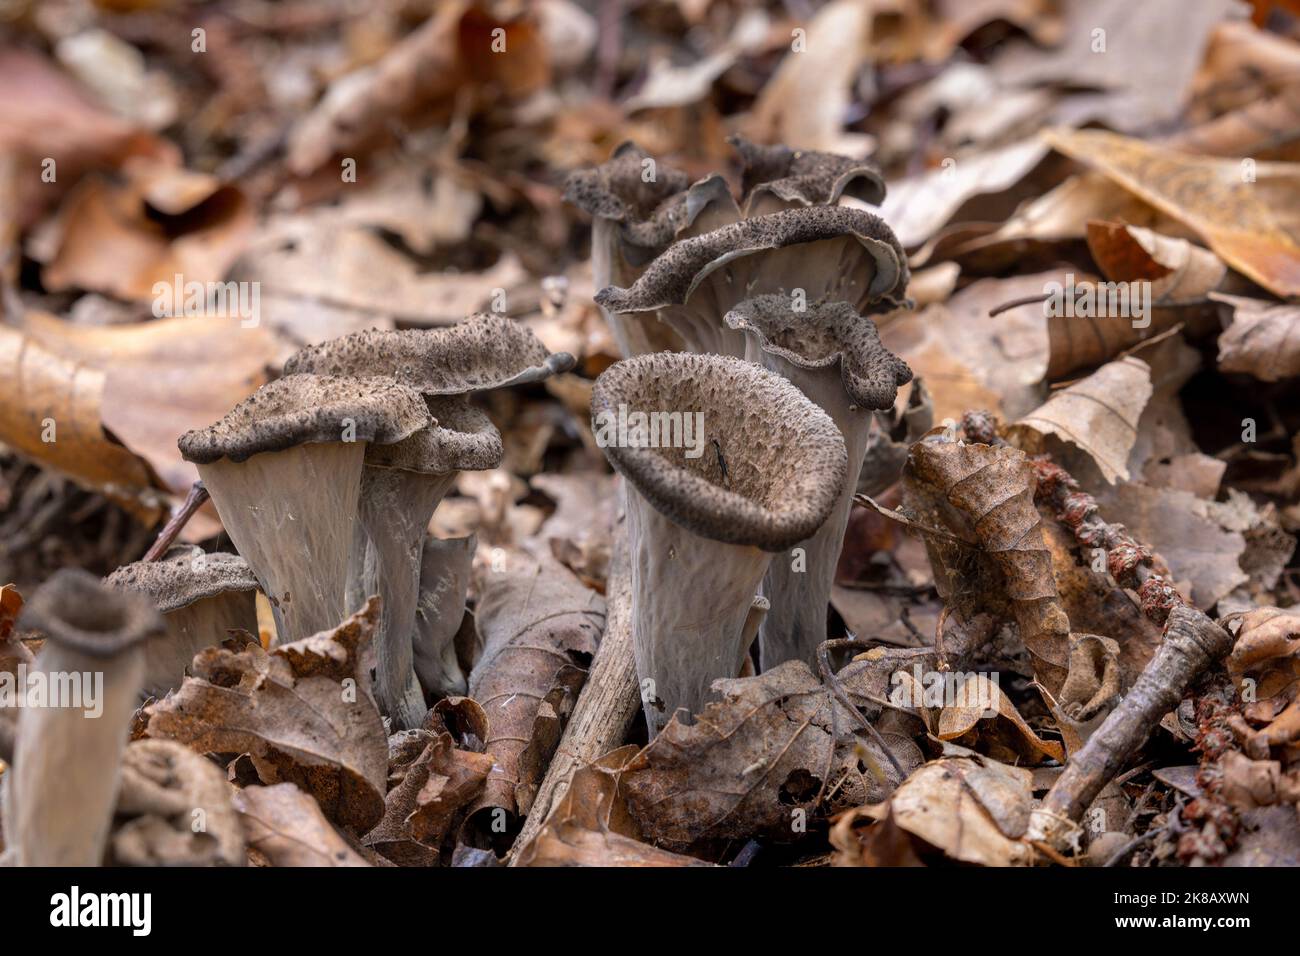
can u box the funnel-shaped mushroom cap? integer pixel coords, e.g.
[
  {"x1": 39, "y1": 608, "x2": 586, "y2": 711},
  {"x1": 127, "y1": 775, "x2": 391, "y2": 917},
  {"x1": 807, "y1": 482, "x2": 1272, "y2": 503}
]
[
  {"x1": 724, "y1": 294, "x2": 912, "y2": 410},
  {"x1": 105, "y1": 547, "x2": 259, "y2": 613},
  {"x1": 281, "y1": 314, "x2": 575, "y2": 396},
  {"x1": 364, "y1": 397, "x2": 503, "y2": 474},
  {"x1": 729, "y1": 135, "x2": 887, "y2": 213},
  {"x1": 178, "y1": 374, "x2": 430, "y2": 465},
  {"x1": 595, "y1": 206, "x2": 909, "y2": 356},
  {"x1": 591, "y1": 353, "x2": 847, "y2": 551},
  {"x1": 21, "y1": 569, "x2": 164, "y2": 657},
  {"x1": 563, "y1": 141, "x2": 696, "y2": 259}
]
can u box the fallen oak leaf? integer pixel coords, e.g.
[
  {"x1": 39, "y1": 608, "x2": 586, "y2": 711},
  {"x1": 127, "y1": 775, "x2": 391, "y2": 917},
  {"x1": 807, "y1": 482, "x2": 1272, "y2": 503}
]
[
  {"x1": 903, "y1": 436, "x2": 1073, "y2": 693},
  {"x1": 145, "y1": 598, "x2": 388, "y2": 832},
  {"x1": 620, "y1": 660, "x2": 922, "y2": 855},
  {"x1": 362, "y1": 728, "x2": 493, "y2": 865}
]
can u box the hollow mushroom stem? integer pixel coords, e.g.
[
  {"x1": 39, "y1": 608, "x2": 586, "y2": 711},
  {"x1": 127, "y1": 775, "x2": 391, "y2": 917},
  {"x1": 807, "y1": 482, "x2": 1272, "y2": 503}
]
[
  {"x1": 626, "y1": 492, "x2": 772, "y2": 735},
  {"x1": 352, "y1": 466, "x2": 457, "y2": 728},
  {"x1": 198, "y1": 442, "x2": 364, "y2": 644},
  {"x1": 751, "y1": 357, "x2": 871, "y2": 669},
  {"x1": 1, "y1": 571, "x2": 162, "y2": 866}
]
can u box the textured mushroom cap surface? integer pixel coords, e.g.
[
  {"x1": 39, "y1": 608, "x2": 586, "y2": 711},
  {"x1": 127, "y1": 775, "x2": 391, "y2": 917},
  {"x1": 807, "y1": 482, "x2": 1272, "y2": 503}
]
[
  {"x1": 105, "y1": 546, "x2": 259, "y2": 613},
  {"x1": 21, "y1": 568, "x2": 165, "y2": 657},
  {"x1": 281, "y1": 314, "x2": 573, "y2": 396},
  {"x1": 563, "y1": 141, "x2": 693, "y2": 253},
  {"x1": 178, "y1": 373, "x2": 430, "y2": 464},
  {"x1": 595, "y1": 205, "x2": 910, "y2": 318},
  {"x1": 365, "y1": 396, "x2": 503, "y2": 474},
  {"x1": 591, "y1": 353, "x2": 847, "y2": 551},
  {"x1": 730, "y1": 135, "x2": 887, "y2": 210},
  {"x1": 725, "y1": 294, "x2": 913, "y2": 409}
]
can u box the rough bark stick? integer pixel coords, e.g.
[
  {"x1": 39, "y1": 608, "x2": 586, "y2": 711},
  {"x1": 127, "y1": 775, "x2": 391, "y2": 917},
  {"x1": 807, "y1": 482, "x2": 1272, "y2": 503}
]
[
  {"x1": 509, "y1": 496, "x2": 639, "y2": 861},
  {"x1": 1030, "y1": 604, "x2": 1232, "y2": 846}
]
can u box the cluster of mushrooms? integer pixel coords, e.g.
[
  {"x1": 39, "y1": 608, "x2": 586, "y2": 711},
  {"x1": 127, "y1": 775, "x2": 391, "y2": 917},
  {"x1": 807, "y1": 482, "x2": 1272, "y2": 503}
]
[
  {"x1": 2, "y1": 315, "x2": 574, "y2": 862},
  {"x1": 570, "y1": 137, "x2": 913, "y2": 735}
]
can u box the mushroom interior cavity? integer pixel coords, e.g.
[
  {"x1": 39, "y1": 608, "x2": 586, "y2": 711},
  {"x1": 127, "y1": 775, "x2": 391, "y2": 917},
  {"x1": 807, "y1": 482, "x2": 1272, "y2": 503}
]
[
  {"x1": 1, "y1": 570, "x2": 162, "y2": 866},
  {"x1": 104, "y1": 546, "x2": 260, "y2": 698},
  {"x1": 724, "y1": 294, "x2": 912, "y2": 668},
  {"x1": 591, "y1": 352, "x2": 847, "y2": 735},
  {"x1": 178, "y1": 373, "x2": 430, "y2": 645}
]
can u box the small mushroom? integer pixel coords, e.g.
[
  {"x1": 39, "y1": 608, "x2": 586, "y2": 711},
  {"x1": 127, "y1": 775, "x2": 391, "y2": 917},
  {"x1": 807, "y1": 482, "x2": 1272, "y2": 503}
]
[
  {"x1": 1, "y1": 570, "x2": 164, "y2": 866},
  {"x1": 728, "y1": 135, "x2": 887, "y2": 216},
  {"x1": 178, "y1": 374, "x2": 430, "y2": 645},
  {"x1": 351, "y1": 398, "x2": 501, "y2": 727},
  {"x1": 595, "y1": 205, "x2": 909, "y2": 358},
  {"x1": 564, "y1": 142, "x2": 741, "y2": 356},
  {"x1": 104, "y1": 545, "x2": 260, "y2": 698},
  {"x1": 724, "y1": 294, "x2": 912, "y2": 668},
  {"x1": 591, "y1": 353, "x2": 847, "y2": 735},
  {"x1": 412, "y1": 533, "x2": 477, "y2": 699}
]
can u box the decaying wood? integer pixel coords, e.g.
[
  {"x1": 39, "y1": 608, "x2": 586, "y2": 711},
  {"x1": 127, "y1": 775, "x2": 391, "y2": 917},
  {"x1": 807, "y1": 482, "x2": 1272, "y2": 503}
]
[{"x1": 510, "y1": 490, "x2": 638, "y2": 861}]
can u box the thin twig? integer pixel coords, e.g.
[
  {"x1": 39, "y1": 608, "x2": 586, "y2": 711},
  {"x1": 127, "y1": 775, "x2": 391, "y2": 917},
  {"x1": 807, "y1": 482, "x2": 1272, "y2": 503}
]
[
  {"x1": 143, "y1": 481, "x2": 209, "y2": 562},
  {"x1": 817, "y1": 639, "x2": 906, "y2": 781}
]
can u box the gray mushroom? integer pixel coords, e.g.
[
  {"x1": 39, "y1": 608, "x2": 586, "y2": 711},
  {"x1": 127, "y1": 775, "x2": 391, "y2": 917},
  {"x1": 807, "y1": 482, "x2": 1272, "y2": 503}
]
[
  {"x1": 351, "y1": 399, "x2": 500, "y2": 727},
  {"x1": 1, "y1": 570, "x2": 163, "y2": 866},
  {"x1": 591, "y1": 353, "x2": 847, "y2": 736},
  {"x1": 282, "y1": 315, "x2": 571, "y2": 726},
  {"x1": 723, "y1": 294, "x2": 912, "y2": 668},
  {"x1": 412, "y1": 533, "x2": 476, "y2": 700},
  {"x1": 564, "y1": 142, "x2": 741, "y2": 356},
  {"x1": 178, "y1": 374, "x2": 430, "y2": 645},
  {"x1": 595, "y1": 205, "x2": 909, "y2": 359},
  {"x1": 104, "y1": 546, "x2": 260, "y2": 698},
  {"x1": 729, "y1": 135, "x2": 887, "y2": 216}
]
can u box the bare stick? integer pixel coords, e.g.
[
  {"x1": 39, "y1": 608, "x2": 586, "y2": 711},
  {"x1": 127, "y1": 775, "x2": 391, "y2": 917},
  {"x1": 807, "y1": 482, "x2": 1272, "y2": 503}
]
[
  {"x1": 143, "y1": 481, "x2": 209, "y2": 562},
  {"x1": 509, "y1": 499, "x2": 640, "y2": 861}
]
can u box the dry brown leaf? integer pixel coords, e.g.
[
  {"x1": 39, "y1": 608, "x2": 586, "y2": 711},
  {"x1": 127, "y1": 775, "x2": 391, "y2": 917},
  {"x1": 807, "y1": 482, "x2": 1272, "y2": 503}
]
[
  {"x1": 832, "y1": 756, "x2": 1034, "y2": 866},
  {"x1": 927, "y1": 672, "x2": 1065, "y2": 765},
  {"x1": 1087, "y1": 221, "x2": 1227, "y2": 303},
  {"x1": 746, "y1": 0, "x2": 874, "y2": 153},
  {"x1": 992, "y1": 0, "x2": 1238, "y2": 131},
  {"x1": 1227, "y1": 607, "x2": 1300, "y2": 757},
  {"x1": 904, "y1": 438, "x2": 1072, "y2": 693},
  {"x1": 146, "y1": 599, "x2": 389, "y2": 832},
  {"x1": 621, "y1": 660, "x2": 922, "y2": 853},
  {"x1": 514, "y1": 746, "x2": 712, "y2": 867},
  {"x1": 463, "y1": 550, "x2": 604, "y2": 839},
  {"x1": 1043, "y1": 129, "x2": 1300, "y2": 298},
  {"x1": 233, "y1": 221, "x2": 527, "y2": 331},
  {"x1": 41, "y1": 161, "x2": 253, "y2": 301},
  {"x1": 1211, "y1": 294, "x2": 1300, "y2": 383},
  {"x1": 234, "y1": 783, "x2": 372, "y2": 867},
  {"x1": 363, "y1": 728, "x2": 493, "y2": 865},
  {"x1": 1094, "y1": 484, "x2": 1248, "y2": 610},
  {"x1": 0, "y1": 322, "x2": 164, "y2": 520},
  {"x1": 879, "y1": 139, "x2": 1049, "y2": 248},
  {"x1": 0, "y1": 47, "x2": 178, "y2": 226},
  {"x1": 19, "y1": 311, "x2": 274, "y2": 497},
  {"x1": 1013, "y1": 356, "x2": 1154, "y2": 483}
]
